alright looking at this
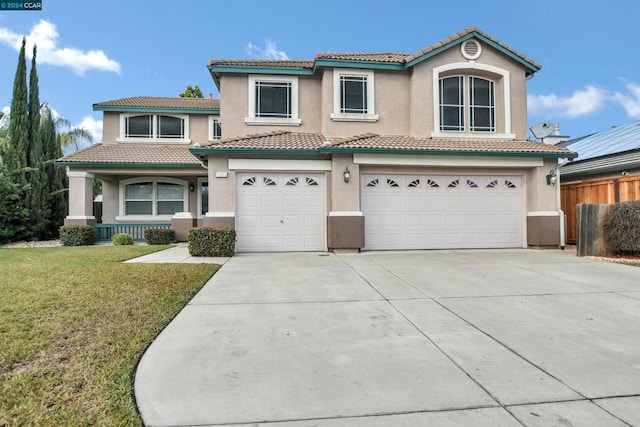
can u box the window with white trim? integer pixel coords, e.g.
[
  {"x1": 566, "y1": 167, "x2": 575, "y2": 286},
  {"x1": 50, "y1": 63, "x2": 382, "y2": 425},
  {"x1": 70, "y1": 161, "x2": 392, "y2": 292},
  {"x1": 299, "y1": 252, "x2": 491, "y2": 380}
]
[
  {"x1": 439, "y1": 75, "x2": 495, "y2": 133},
  {"x1": 332, "y1": 69, "x2": 378, "y2": 121},
  {"x1": 120, "y1": 114, "x2": 189, "y2": 143},
  {"x1": 200, "y1": 180, "x2": 209, "y2": 216},
  {"x1": 209, "y1": 117, "x2": 222, "y2": 140},
  {"x1": 120, "y1": 178, "x2": 188, "y2": 218},
  {"x1": 246, "y1": 75, "x2": 300, "y2": 125}
]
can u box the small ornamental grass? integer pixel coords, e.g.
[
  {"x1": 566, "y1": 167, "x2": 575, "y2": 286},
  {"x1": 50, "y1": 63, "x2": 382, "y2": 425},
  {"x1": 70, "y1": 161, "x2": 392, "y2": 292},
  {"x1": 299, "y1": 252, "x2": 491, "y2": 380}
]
[
  {"x1": 603, "y1": 200, "x2": 640, "y2": 255},
  {"x1": 187, "y1": 227, "x2": 236, "y2": 257},
  {"x1": 112, "y1": 233, "x2": 134, "y2": 246},
  {"x1": 0, "y1": 245, "x2": 219, "y2": 425}
]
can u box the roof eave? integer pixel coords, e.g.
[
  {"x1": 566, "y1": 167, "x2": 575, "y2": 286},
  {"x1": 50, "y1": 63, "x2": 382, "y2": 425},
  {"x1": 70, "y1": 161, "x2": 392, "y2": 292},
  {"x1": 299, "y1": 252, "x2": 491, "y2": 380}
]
[
  {"x1": 313, "y1": 58, "x2": 405, "y2": 71},
  {"x1": 207, "y1": 64, "x2": 315, "y2": 76},
  {"x1": 54, "y1": 161, "x2": 202, "y2": 168},
  {"x1": 406, "y1": 31, "x2": 542, "y2": 76},
  {"x1": 190, "y1": 147, "x2": 324, "y2": 157},
  {"x1": 93, "y1": 105, "x2": 220, "y2": 115},
  {"x1": 323, "y1": 147, "x2": 575, "y2": 158}
]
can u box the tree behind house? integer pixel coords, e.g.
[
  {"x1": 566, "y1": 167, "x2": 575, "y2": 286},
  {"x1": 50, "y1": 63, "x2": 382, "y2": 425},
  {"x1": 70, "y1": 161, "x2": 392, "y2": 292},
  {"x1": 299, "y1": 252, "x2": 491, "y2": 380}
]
[{"x1": 179, "y1": 85, "x2": 204, "y2": 98}]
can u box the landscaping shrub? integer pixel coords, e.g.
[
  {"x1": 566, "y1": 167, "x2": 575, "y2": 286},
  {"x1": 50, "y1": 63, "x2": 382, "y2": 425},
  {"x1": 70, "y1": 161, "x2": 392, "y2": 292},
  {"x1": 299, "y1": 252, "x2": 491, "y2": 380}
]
[
  {"x1": 145, "y1": 228, "x2": 176, "y2": 245},
  {"x1": 59, "y1": 225, "x2": 97, "y2": 246},
  {"x1": 187, "y1": 227, "x2": 236, "y2": 257},
  {"x1": 603, "y1": 200, "x2": 640, "y2": 255},
  {"x1": 112, "y1": 233, "x2": 134, "y2": 246}
]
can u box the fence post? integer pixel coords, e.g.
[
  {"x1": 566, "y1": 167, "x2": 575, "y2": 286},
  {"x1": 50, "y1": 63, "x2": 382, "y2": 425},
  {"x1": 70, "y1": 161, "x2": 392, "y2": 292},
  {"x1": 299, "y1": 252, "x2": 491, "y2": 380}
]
[{"x1": 576, "y1": 203, "x2": 614, "y2": 257}]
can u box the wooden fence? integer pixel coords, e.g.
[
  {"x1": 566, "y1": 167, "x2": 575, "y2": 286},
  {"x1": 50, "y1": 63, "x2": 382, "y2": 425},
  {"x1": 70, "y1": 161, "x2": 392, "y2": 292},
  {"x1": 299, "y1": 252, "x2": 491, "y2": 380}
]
[{"x1": 561, "y1": 175, "x2": 640, "y2": 244}]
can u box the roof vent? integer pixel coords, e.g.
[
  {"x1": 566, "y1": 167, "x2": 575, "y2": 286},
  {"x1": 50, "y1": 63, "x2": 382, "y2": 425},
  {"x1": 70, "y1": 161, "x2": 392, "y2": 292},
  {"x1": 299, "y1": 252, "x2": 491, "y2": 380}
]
[{"x1": 461, "y1": 39, "x2": 481, "y2": 60}]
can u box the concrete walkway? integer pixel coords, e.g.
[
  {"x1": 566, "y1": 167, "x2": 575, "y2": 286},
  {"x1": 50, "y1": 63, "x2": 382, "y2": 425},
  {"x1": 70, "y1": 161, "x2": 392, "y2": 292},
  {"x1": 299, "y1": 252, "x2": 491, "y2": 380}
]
[{"x1": 132, "y1": 248, "x2": 640, "y2": 426}]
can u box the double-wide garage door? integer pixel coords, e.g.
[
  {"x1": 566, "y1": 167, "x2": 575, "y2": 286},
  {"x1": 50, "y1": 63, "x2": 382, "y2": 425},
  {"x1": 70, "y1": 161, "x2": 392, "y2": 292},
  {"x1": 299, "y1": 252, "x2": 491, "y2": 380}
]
[
  {"x1": 236, "y1": 173, "x2": 325, "y2": 252},
  {"x1": 362, "y1": 174, "x2": 523, "y2": 250}
]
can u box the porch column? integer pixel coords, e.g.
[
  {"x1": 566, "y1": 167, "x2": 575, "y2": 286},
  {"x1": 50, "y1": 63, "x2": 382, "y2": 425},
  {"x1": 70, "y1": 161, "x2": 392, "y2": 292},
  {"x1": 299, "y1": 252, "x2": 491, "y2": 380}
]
[{"x1": 64, "y1": 170, "x2": 96, "y2": 225}]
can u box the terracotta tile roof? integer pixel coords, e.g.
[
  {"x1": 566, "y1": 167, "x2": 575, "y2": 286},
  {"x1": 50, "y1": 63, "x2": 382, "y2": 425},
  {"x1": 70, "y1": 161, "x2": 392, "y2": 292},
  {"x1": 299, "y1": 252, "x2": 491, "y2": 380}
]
[
  {"x1": 56, "y1": 144, "x2": 202, "y2": 165},
  {"x1": 209, "y1": 59, "x2": 314, "y2": 69},
  {"x1": 201, "y1": 131, "x2": 326, "y2": 150},
  {"x1": 93, "y1": 96, "x2": 220, "y2": 110},
  {"x1": 315, "y1": 52, "x2": 410, "y2": 63},
  {"x1": 196, "y1": 131, "x2": 575, "y2": 157},
  {"x1": 330, "y1": 133, "x2": 574, "y2": 155},
  {"x1": 209, "y1": 27, "x2": 540, "y2": 72}
]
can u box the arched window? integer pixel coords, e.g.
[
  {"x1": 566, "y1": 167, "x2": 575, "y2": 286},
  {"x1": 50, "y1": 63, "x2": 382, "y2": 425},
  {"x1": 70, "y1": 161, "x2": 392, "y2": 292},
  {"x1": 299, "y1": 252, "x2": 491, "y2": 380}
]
[{"x1": 439, "y1": 75, "x2": 495, "y2": 133}]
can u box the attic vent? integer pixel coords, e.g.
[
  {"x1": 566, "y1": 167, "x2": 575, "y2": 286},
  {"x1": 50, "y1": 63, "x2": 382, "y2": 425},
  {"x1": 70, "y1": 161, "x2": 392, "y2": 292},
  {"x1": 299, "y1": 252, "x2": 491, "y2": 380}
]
[{"x1": 461, "y1": 39, "x2": 481, "y2": 60}]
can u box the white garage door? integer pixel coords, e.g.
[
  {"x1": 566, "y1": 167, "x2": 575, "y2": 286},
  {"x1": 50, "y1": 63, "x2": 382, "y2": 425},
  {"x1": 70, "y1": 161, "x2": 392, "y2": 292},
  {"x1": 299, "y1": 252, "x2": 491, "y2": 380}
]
[
  {"x1": 362, "y1": 174, "x2": 522, "y2": 250},
  {"x1": 236, "y1": 173, "x2": 325, "y2": 252}
]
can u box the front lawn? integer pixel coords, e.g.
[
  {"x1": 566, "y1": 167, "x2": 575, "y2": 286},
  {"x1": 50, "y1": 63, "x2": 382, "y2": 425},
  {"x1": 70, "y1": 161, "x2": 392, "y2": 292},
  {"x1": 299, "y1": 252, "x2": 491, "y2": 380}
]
[{"x1": 0, "y1": 245, "x2": 219, "y2": 426}]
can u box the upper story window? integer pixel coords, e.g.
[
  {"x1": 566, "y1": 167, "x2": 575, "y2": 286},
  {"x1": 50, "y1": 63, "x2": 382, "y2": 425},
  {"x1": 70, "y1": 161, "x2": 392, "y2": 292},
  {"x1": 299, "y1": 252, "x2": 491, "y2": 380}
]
[
  {"x1": 439, "y1": 75, "x2": 495, "y2": 133},
  {"x1": 120, "y1": 114, "x2": 189, "y2": 143},
  {"x1": 331, "y1": 69, "x2": 378, "y2": 122},
  {"x1": 209, "y1": 116, "x2": 222, "y2": 140},
  {"x1": 246, "y1": 75, "x2": 300, "y2": 126},
  {"x1": 432, "y1": 63, "x2": 514, "y2": 139}
]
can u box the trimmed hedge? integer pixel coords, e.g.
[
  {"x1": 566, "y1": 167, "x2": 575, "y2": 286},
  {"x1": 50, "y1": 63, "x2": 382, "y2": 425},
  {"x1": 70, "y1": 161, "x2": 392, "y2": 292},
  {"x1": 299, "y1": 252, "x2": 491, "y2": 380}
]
[
  {"x1": 144, "y1": 228, "x2": 176, "y2": 245},
  {"x1": 187, "y1": 227, "x2": 236, "y2": 257},
  {"x1": 603, "y1": 200, "x2": 640, "y2": 255},
  {"x1": 59, "y1": 225, "x2": 97, "y2": 247},
  {"x1": 112, "y1": 233, "x2": 134, "y2": 246}
]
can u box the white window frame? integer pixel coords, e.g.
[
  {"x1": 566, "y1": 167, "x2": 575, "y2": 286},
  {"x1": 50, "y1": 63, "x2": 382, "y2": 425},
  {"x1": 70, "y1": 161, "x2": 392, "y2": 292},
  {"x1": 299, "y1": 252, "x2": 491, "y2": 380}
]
[
  {"x1": 117, "y1": 177, "x2": 189, "y2": 221},
  {"x1": 208, "y1": 116, "x2": 222, "y2": 140},
  {"x1": 118, "y1": 113, "x2": 191, "y2": 144},
  {"x1": 245, "y1": 75, "x2": 301, "y2": 126},
  {"x1": 432, "y1": 62, "x2": 514, "y2": 139},
  {"x1": 331, "y1": 68, "x2": 378, "y2": 122}
]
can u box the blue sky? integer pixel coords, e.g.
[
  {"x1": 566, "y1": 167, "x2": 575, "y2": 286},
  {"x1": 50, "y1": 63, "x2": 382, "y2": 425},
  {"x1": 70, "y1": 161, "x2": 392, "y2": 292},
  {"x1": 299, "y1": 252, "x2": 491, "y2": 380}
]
[{"x1": 1, "y1": 0, "x2": 639, "y2": 148}]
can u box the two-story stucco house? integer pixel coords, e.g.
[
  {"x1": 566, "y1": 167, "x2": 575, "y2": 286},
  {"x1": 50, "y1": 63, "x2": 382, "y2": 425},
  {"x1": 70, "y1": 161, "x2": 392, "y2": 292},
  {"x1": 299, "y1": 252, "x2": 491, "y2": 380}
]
[{"x1": 57, "y1": 27, "x2": 576, "y2": 252}]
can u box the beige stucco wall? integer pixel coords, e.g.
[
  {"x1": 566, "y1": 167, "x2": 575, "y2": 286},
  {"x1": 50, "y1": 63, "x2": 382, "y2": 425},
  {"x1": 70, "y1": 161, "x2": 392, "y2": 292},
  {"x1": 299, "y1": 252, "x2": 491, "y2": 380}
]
[
  {"x1": 216, "y1": 38, "x2": 532, "y2": 140},
  {"x1": 206, "y1": 156, "x2": 235, "y2": 213},
  {"x1": 330, "y1": 154, "x2": 360, "y2": 212},
  {"x1": 526, "y1": 159, "x2": 561, "y2": 213},
  {"x1": 220, "y1": 74, "x2": 323, "y2": 137},
  {"x1": 101, "y1": 112, "x2": 212, "y2": 145}
]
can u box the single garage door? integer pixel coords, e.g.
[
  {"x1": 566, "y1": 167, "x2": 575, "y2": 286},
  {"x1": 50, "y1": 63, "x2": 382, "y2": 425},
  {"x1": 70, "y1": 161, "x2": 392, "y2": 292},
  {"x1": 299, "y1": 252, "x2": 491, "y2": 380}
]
[
  {"x1": 236, "y1": 173, "x2": 325, "y2": 252},
  {"x1": 362, "y1": 174, "x2": 522, "y2": 250}
]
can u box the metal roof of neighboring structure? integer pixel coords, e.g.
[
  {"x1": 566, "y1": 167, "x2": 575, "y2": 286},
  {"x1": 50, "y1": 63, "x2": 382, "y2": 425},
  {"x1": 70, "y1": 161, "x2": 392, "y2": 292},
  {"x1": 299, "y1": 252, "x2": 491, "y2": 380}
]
[
  {"x1": 192, "y1": 131, "x2": 576, "y2": 158},
  {"x1": 55, "y1": 144, "x2": 202, "y2": 167},
  {"x1": 561, "y1": 120, "x2": 640, "y2": 161},
  {"x1": 93, "y1": 96, "x2": 220, "y2": 113},
  {"x1": 560, "y1": 120, "x2": 640, "y2": 177}
]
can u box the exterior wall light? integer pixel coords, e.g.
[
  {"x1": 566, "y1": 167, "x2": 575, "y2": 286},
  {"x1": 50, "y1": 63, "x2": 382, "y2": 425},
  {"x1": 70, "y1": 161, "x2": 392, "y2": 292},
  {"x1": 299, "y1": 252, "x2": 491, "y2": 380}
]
[
  {"x1": 189, "y1": 182, "x2": 195, "y2": 192},
  {"x1": 546, "y1": 169, "x2": 557, "y2": 186},
  {"x1": 343, "y1": 167, "x2": 351, "y2": 183}
]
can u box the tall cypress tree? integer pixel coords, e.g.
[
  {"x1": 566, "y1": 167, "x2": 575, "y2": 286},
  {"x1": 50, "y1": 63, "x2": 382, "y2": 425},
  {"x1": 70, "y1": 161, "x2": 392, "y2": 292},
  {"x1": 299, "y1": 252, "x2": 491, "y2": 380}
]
[
  {"x1": 42, "y1": 107, "x2": 67, "y2": 239},
  {"x1": 3, "y1": 37, "x2": 30, "y2": 241},
  {"x1": 4, "y1": 37, "x2": 29, "y2": 174},
  {"x1": 28, "y1": 44, "x2": 48, "y2": 239}
]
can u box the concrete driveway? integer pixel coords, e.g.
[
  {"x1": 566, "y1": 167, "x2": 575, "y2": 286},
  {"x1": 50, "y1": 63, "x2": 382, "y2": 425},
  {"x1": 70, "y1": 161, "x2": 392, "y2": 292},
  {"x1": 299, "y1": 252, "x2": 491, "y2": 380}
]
[{"x1": 134, "y1": 249, "x2": 640, "y2": 426}]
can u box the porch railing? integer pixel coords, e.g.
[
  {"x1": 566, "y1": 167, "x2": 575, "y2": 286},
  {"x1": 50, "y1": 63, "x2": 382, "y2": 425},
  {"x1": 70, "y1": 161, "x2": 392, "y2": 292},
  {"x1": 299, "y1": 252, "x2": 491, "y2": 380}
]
[{"x1": 94, "y1": 223, "x2": 172, "y2": 242}]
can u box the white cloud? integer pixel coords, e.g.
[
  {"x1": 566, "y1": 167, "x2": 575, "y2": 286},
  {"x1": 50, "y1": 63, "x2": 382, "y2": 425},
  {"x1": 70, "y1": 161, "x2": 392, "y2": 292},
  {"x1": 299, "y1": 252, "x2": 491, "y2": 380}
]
[
  {"x1": 613, "y1": 83, "x2": 640, "y2": 119},
  {"x1": 527, "y1": 85, "x2": 609, "y2": 119},
  {"x1": 246, "y1": 39, "x2": 289, "y2": 60},
  {"x1": 0, "y1": 20, "x2": 121, "y2": 75},
  {"x1": 75, "y1": 116, "x2": 102, "y2": 145}
]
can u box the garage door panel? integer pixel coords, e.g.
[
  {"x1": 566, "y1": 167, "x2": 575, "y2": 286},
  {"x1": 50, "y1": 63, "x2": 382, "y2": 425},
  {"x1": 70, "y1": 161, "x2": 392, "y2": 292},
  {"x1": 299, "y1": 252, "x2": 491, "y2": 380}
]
[
  {"x1": 362, "y1": 174, "x2": 522, "y2": 250},
  {"x1": 236, "y1": 173, "x2": 325, "y2": 252}
]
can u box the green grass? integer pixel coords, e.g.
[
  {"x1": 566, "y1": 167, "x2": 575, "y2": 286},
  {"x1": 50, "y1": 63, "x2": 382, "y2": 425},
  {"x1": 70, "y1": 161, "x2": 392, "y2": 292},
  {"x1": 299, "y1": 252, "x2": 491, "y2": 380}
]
[{"x1": 0, "y1": 245, "x2": 219, "y2": 426}]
